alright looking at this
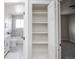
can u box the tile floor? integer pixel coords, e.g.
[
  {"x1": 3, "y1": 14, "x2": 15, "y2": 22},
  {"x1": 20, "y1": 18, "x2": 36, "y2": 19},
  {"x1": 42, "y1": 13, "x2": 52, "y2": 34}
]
[{"x1": 5, "y1": 45, "x2": 23, "y2": 59}]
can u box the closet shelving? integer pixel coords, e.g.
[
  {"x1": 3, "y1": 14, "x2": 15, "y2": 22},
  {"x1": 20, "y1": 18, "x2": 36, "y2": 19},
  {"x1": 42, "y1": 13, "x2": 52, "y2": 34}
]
[
  {"x1": 32, "y1": 32, "x2": 48, "y2": 34},
  {"x1": 32, "y1": 42, "x2": 48, "y2": 44},
  {"x1": 32, "y1": 22, "x2": 48, "y2": 24},
  {"x1": 32, "y1": 12, "x2": 47, "y2": 14},
  {"x1": 32, "y1": 4, "x2": 48, "y2": 59}
]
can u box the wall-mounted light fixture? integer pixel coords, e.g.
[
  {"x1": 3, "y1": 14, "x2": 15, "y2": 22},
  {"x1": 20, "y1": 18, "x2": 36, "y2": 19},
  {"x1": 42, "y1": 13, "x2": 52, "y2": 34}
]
[
  {"x1": 69, "y1": 5, "x2": 75, "y2": 9},
  {"x1": 15, "y1": 4, "x2": 24, "y2": 14}
]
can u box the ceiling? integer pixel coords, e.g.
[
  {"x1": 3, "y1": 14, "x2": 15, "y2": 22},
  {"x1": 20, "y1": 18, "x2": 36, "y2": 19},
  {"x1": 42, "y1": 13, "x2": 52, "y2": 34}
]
[
  {"x1": 5, "y1": 0, "x2": 75, "y2": 15},
  {"x1": 61, "y1": 0, "x2": 75, "y2": 15}
]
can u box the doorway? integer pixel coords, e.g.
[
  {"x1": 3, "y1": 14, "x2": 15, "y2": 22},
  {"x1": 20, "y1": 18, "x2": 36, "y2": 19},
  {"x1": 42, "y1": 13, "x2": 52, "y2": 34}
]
[
  {"x1": 61, "y1": 0, "x2": 75, "y2": 59},
  {"x1": 4, "y1": 3, "x2": 25, "y2": 59}
]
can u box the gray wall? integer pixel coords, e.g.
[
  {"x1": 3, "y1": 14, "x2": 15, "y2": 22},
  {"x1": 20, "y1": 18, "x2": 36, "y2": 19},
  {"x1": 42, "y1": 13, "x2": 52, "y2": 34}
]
[
  {"x1": 61, "y1": 14, "x2": 75, "y2": 43},
  {"x1": 61, "y1": 0, "x2": 75, "y2": 15},
  {"x1": 61, "y1": 15, "x2": 69, "y2": 40},
  {"x1": 11, "y1": 15, "x2": 24, "y2": 37},
  {"x1": 69, "y1": 14, "x2": 75, "y2": 43}
]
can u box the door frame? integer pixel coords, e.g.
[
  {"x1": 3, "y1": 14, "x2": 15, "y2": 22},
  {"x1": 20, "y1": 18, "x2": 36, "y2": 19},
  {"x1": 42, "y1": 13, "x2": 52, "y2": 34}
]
[
  {"x1": 53, "y1": 0, "x2": 61, "y2": 59},
  {"x1": 57, "y1": 0, "x2": 61, "y2": 59},
  {"x1": 55, "y1": 0, "x2": 61, "y2": 59},
  {"x1": 48, "y1": 0, "x2": 61, "y2": 59},
  {"x1": 24, "y1": 0, "x2": 61, "y2": 59},
  {"x1": 23, "y1": 0, "x2": 29, "y2": 59}
]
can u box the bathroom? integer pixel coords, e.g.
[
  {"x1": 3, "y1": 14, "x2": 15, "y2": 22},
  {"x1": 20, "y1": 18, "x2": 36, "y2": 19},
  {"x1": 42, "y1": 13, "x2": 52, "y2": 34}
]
[{"x1": 4, "y1": 2, "x2": 25, "y2": 59}]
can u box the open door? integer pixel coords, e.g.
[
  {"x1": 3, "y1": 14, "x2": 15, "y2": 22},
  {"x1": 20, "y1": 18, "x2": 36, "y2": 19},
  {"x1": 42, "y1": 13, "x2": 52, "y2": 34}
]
[
  {"x1": 23, "y1": 0, "x2": 29, "y2": 59},
  {"x1": 48, "y1": 0, "x2": 61, "y2": 59},
  {"x1": 23, "y1": 0, "x2": 32, "y2": 59}
]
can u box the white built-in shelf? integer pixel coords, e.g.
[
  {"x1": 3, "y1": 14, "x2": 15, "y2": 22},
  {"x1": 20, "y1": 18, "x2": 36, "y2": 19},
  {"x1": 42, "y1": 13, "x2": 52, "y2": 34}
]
[
  {"x1": 32, "y1": 42, "x2": 48, "y2": 44},
  {"x1": 32, "y1": 32, "x2": 48, "y2": 34},
  {"x1": 32, "y1": 22, "x2": 48, "y2": 24},
  {"x1": 32, "y1": 1, "x2": 50, "y2": 4},
  {"x1": 32, "y1": 4, "x2": 48, "y2": 59},
  {"x1": 32, "y1": 12, "x2": 47, "y2": 14}
]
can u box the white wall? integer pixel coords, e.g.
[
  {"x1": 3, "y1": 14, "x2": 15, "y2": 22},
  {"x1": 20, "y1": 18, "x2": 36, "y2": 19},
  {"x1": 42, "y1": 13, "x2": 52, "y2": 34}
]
[
  {"x1": 5, "y1": 0, "x2": 25, "y2": 3},
  {"x1": 4, "y1": 15, "x2": 12, "y2": 36},
  {"x1": 5, "y1": 0, "x2": 52, "y2": 3},
  {"x1": 5, "y1": 3, "x2": 25, "y2": 16},
  {"x1": 4, "y1": 4, "x2": 13, "y2": 36},
  {"x1": 32, "y1": 0, "x2": 52, "y2": 2},
  {"x1": 69, "y1": 14, "x2": 75, "y2": 43}
]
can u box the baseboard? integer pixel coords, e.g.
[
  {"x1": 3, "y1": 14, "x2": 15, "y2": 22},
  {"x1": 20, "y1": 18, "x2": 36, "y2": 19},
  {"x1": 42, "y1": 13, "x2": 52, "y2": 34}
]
[
  {"x1": 61, "y1": 38, "x2": 69, "y2": 41},
  {"x1": 69, "y1": 40, "x2": 75, "y2": 44},
  {"x1": 61, "y1": 40, "x2": 69, "y2": 42}
]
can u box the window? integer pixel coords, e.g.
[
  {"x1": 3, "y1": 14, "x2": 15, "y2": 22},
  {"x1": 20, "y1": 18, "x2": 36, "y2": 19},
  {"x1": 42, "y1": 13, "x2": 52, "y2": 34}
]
[{"x1": 16, "y1": 19, "x2": 24, "y2": 28}]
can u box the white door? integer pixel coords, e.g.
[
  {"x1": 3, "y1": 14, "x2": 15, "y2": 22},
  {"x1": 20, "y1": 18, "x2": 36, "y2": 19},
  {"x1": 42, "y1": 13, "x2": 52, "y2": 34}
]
[
  {"x1": 48, "y1": 0, "x2": 61, "y2": 59},
  {"x1": 23, "y1": 0, "x2": 29, "y2": 59}
]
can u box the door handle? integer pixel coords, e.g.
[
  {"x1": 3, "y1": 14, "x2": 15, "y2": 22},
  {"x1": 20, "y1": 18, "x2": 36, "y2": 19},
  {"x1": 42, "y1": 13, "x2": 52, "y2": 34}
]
[
  {"x1": 21, "y1": 36, "x2": 25, "y2": 40},
  {"x1": 59, "y1": 44, "x2": 61, "y2": 46}
]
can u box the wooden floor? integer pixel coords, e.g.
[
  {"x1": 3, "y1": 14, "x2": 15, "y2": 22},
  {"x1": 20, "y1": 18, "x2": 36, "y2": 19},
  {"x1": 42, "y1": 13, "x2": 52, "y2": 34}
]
[{"x1": 61, "y1": 40, "x2": 75, "y2": 59}]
